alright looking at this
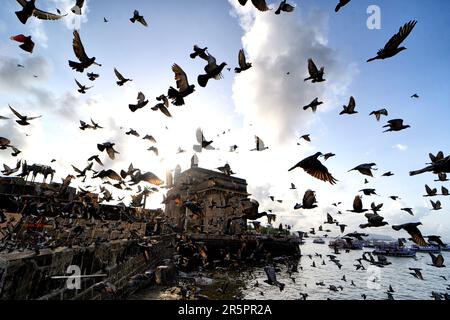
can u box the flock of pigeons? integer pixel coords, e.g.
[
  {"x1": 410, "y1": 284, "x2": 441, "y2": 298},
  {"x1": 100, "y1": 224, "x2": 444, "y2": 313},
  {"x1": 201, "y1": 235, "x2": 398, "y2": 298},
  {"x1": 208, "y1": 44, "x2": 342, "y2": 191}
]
[{"x1": 1, "y1": 0, "x2": 449, "y2": 300}]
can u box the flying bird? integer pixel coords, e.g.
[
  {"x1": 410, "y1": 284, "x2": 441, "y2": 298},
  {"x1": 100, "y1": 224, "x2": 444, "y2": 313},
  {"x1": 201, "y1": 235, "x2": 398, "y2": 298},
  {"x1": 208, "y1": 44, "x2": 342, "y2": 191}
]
[
  {"x1": 424, "y1": 185, "x2": 437, "y2": 197},
  {"x1": 339, "y1": 96, "x2": 358, "y2": 115},
  {"x1": 410, "y1": 155, "x2": 450, "y2": 176},
  {"x1": 151, "y1": 95, "x2": 172, "y2": 117},
  {"x1": 401, "y1": 208, "x2": 414, "y2": 216},
  {"x1": 411, "y1": 94, "x2": 419, "y2": 99},
  {"x1": 193, "y1": 128, "x2": 215, "y2": 152},
  {"x1": 238, "y1": 0, "x2": 270, "y2": 12},
  {"x1": 190, "y1": 45, "x2": 209, "y2": 60},
  {"x1": 97, "y1": 142, "x2": 120, "y2": 160},
  {"x1": 87, "y1": 72, "x2": 99, "y2": 81},
  {"x1": 275, "y1": 1, "x2": 295, "y2": 15},
  {"x1": 143, "y1": 135, "x2": 157, "y2": 143},
  {"x1": 392, "y1": 222, "x2": 428, "y2": 246},
  {"x1": 235, "y1": 49, "x2": 252, "y2": 73},
  {"x1": 335, "y1": 0, "x2": 351, "y2": 12},
  {"x1": 294, "y1": 190, "x2": 318, "y2": 210},
  {"x1": 349, "y1": 163, "x2": 377, "y2": 177},
  {"x1": 10, "y1": 34, "x2": 35, "y2": 53},
  {"x1": 9, "y1": 105, "x2": 41, "y2": 126},
  {"x1": 359, "y1": 213, "x2": 388, "y2": 229},
  {"x1": 87, "y1": 155, "x2": 104, "y2": 166},
  {"x1": 323, "y1": 153, "x2": 336, "y2": 161},
  {"x1": 15, "y1": 0, "x2": 67, "y2": 24},
  {"x1": 304, "y1": 59, "x2": 325, "y2": 83},
  {"x1": 75, "y1": 79, "x2": 92, "y2": 94},
  {"x1": 168, "y1": 64, "x2": 195, "y2": 106},
  {"x1": 130, "y1": 10, "x2": 148, "y2": 26},
  {"x1": 114, "y1": 68, "x2": 132, "y2": 86},
  {"x1": 0, "y1": 137, "x2": 11, "y2": 150},
  {"x1": 303, "y1": 98, "x2": 323, "y2": 113},
  {"x1": 367, "y1": 20, "x2": 418, "y2": 62},
  {"x1": 369, "y1": 109, "x2": 388, "y2": 121},
  {"x1": 71, "y1": 0, "x2": 85, "y2": 15},
  {"x1": 69, "y1": 30, "x2": 101, "y2": 72},
  {"x1": 383, "y1": 119, "x2": 411, "y2": 132},
  {"x1": 197, "y1": 53, "x2": 227, "y2": 87},
  {"x1": 289, "y1": 152, "x2": 338, "y2": 185},
  {"x1": 430, "y1": 200, "x2": 442, "y2": 211},
  {"x1": 429, "y1": 253, "x2": 445, "y2": 268},
  {"x1": 348, "y1": 196, "x2": 368, "y2": 213},
  {"x1": 148, "y1": 146, "x2": 159, "y2": 156},
  {"x1": 251, "y1": 136, "x2": 269, "y2": 151},
  {"x1": 129, "y1": 92, "x2": 149, "y2": 112}
]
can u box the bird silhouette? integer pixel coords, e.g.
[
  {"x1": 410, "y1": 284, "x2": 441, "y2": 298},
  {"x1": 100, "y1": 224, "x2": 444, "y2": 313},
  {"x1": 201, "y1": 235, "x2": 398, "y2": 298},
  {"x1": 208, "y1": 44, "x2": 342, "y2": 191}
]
[
  {"x1": 15, "y1": 0, "x2": 67, "y2": 24},
  {"x1": 383, "y1": 119, "x2": 410, "y2": 132},
  {"x1": 168, "y1": 64, "x2": 195, "y2": 106},
  {"x1": 238, "y1": 0, "x2": 270, "y2": 12},
  {"x1": 303, "y1": 98, "x2": 323, "y2": 113},
  {"x1": 130, "y1": 10, "x2": 148, "y2": 26},
  {"x1": 71, "y1": 0, "x2": 85, "y2": 15},
  {"x1": 275, "y1": 1, "x2": 295, "y2": 15},
  {"x1": 339, "y1": 96, "x2": 358, "y2": 115},
  {"x1": 304, "y1": 59, "x2": 325, "y2": 83},
  {"x1": 10, "y1": 34, "x2": 35, "y2": 53},
  {"x1": 289, "y1": 152, "x2": 337, "y2": 184},
  {"x1": 9, "y1": 105, "x2": 41, "y2": 126},
  {"x1": 68, "y1": 30, "x2": 101, "y2": 72},
  {"x1": 335, "y1": 0, "x2": 351, "y2": 12},
  {"x1": 114, "y1": 68, "x2": 132, "y2": 86},
  {"x1": 197, "y1": 53, "x2": 227, "y2": 87},
  {"x1": 235, "y1": 49, "x2": 252, "y2": 73}
]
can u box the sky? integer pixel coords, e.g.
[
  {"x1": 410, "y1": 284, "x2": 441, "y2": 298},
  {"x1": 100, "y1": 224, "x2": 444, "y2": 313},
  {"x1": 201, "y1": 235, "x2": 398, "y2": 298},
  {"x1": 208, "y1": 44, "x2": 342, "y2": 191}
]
[{"x1": 0, "y1": 0, "x2": 449, "y2": 241}]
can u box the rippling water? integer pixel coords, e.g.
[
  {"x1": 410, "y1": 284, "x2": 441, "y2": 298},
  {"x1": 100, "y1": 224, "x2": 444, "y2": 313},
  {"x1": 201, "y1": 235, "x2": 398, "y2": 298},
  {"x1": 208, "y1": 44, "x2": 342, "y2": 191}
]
[{"x1": 131, "y1": 239, "x2": 450, "y2": 300}]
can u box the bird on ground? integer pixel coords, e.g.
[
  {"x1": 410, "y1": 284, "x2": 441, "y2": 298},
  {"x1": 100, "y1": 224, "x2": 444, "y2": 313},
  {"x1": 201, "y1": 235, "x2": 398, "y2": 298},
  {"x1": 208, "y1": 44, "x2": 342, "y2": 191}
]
[
  {"x1": 190, "y1": 45, "x2": 208, "y2": 60},
  {"x1": 193, "y1": 128, "x2": 215, "y2": 152},
  {"x1": 294, "y1": 190, "x2": 318, "y2": 210},
  {"x1": 383, "y1": 119, "x2": 410, "y2": 132},
  {"x1": 339, "y1": 96, "x2": 358, "y2": 115},
  {"x1": 129, "y1": 92, "x2": 149, "y2": 112},
  {"x1": 401, "y1": 208, "x2": 414, "y2": 216},
  {"x1": 71, "y1": 0, "x2": 85, "y2": 15},
  {"x1": 349, "y1": 163, "x2": 377, "y2": 177},
  {"x1": 69, "y1": 30, "x2": 101, "y2": 72},
  {"x1": 15, "y1": 0, "x2": 67, "y2": 24},
  {"x1": 10, "y1": 34, "x2": 35, "y2": 53},
  {"x1": 275, "y1": 1, "x2": 295, "y2": 15},
  {"x1": 289, "y1": 152, "x2": 338, "y2": 185},
  {"x1": 369, "y1": 109, "x2": 388, "y2": 121},
  {"x1": 430, "y1": 200, "x2": 442, "y2": 211},
  {"x1": 87, "y1": 72, "x2": 99, "y2": 81},
  {"x1": 335, "y1": 0, "x2": 351, "y2": 12},
  {"x1": 151, "y1": 95, "x2": 171, "y2": 117},
  {"x1": 9, "y1": 105, "x2": 41, "y2": 126},
  {"x1": 303, "y1": 98, "x2": 323, "y2": 113},
  {"x1": 168, "y1": 64, "x2": 195, "y2": 106},
  {"x1": 348, "y1": 196, "x2": 368, "y2": 213},
  {"x1": 114, "y1": 68, "x2": 132, "y2": 86},
  {"x1": 409, "y1": 268, "x2": 424, "y2": 280},
  {"x1": 251, "y1": 136, "x2": 269, "y2": 151},
  {"x1": 130, "y1": 10, "x2": 148, "y2": 26},
  {"x1": 197, "y1": 53, "x2": 227, "y2": 87},
  {"x1": 235, "y1": 49, "x2": 252, "y2": 73},
  {"x1": 75, "y1": 79, "x2": 92, "y2": 94},
  {"x1": 323, "y1": 153, "x2": 336, "y2": 161},
  {"x1": 424, "y1": 185, "x2": 437, "y2": 197},
  {"x1": 304, "y1": 59, "x2": 325, "y2": 83},
  {"x1": 367, "y1": 20, "x2": 418, "y2": 62},
  {"x1": 392, "y1": 223, "x2": 428, "y2": 246},
  {"x1": 429, "y1": 253, "x2": 445, "y2": 268},
  {"x1": 97, "y1": 142, "x2": 119, "y2": 160},
  {"x1": 238, "y1": 0, "x2": 270, "y2": 11}
]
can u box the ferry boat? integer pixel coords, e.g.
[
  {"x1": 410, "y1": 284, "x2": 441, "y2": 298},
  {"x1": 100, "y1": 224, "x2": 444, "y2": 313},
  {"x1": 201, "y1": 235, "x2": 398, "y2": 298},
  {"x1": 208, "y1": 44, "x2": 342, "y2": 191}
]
[
  {"x1": 410, "y1": 244, "x2": 441, "y2": 253},
  {"x1": 313, "y1": 237, "x2": 325, "y2": 244},
  {"x1": 328, "y1": 238, "x2": 363, "y2": 250},
  {"x1": 373, "y1": 242, "x2": 416, "y2": 258}
]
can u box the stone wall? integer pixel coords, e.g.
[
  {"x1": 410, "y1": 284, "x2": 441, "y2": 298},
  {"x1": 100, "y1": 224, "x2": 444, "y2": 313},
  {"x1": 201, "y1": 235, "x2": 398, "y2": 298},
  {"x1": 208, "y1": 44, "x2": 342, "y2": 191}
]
[{"x1": 0, "y1": 235, "x2": 175, "y2": 300}]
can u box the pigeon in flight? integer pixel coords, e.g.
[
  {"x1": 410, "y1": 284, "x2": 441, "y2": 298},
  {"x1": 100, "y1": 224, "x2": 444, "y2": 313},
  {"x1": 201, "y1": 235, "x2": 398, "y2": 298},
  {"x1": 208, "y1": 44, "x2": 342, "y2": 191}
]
[
  {"x1": 87, "y1": 72, "x2": 99, "y2": 81},
  {"x1": 304, "y1": 59, "x2": 325, "y2": 83},
  {"x1": 383, "y1": 119, "x2": 410, "y2": 132},
  {"x1": 369, "y1": 109, "x2": 388, "y2": 121},
  {"x1": 15, "y1": 0, "x2": 67, "y2": 24},
  {"x1": 322, "y1": 153, "x2": 336, "y2": 161},
  {"x1": 71, "y1": 0, "x2": 85, "y2": 15},
  {"x1": 129, "y1": 92, "x2": 149, "y2": 112},
  {"x1": 10, "y1": 34, "x2": 35, "y2": 53},
  {"x1": 251, "y1": 136, "x2": 269, "y2": 151},
  {"x1": 97, "y1": 142, "x2": 120, "y2": 160},
  {"x1": 130, "y1": 10, "x2": 148, "y2": 26},
  {"x1": 335, "y1": 0, "x2": 351, "y2": 12},
  {"x1": 339, "y1": 96, "x2": 358, "y2": 115},
  {"x1": 197, "y1": 53, "x2": 227, "y2": 87},
  {"x1": 114, "y1": 68, "x2": 132, "y2": 86},
  {"x1": 349, "y1": 163, "x2": 377, "y2": 177},
  {"x1": 68, "y1": 30, "x2": 101, "y2": 72},
  {"x1": 151, "y1": 95, "x2": 172, "y2": 117},
  {"x1": 411, "y1": 94, "x2": 419, "y2": 99},
  {"x1": 367, "y1": 20, "x2": 417, "y2": 62},
  {"x1": 294, "y1": 190, "x2": 318, "y2": 210},
  {"x1": 289, "y1": 152, "x2": 338, "y2": 185},
  {"x1": 392, "y1": 222, "x2": 428, "y2": 246},
  {"x1": 401, "y1": 208, "x2": 414, "y2": 216},
  {"x1": 410, "y1": 154, "x2": 450, "y2": 176},
  {"x1": 238, "y1": 0, "x2": 270, "y2": 12},
  {"x1": 9, "y1": 105, "x2": 41, "y2": 126},
  {"x1": 193, "y1": 128, "x2": 215, "y2": 152},
  {"x1": 168, "y1": 64, "x2": 195, "y2": 106},
  {"x1": 235, "y1": 49, "x2": 252, "y2": 73},
  {"x1": 190, "y1": 45, "x2": 209, "y2": 60},
  {"x1": 347, "y1": 196, "x2": 368, "y2": 213},
  {"x1": 303, "y1": 98, "x2": 323, "y2": 113},
  {"x1": 75, "y1": 79, "x2": 92, "y2": 94},
  {"x1": 275, "y1": 1, "x2": 295, "y2": 15}
]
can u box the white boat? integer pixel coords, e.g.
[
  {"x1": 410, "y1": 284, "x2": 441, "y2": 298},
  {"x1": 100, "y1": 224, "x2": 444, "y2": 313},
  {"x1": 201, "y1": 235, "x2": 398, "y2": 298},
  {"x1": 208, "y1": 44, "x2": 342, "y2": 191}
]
[{"x1": 313, "y1": 238, "x2": 325, "y2": 244}]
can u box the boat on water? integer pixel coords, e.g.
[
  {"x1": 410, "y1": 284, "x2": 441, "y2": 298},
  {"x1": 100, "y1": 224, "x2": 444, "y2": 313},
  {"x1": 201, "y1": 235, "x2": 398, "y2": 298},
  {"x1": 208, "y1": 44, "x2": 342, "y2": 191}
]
[
  {"x1": 328, "y1": 238, "x2": 363, "y2": 250},
  {"x1": 313, "y1": 238, "x2": 325, "y2": 244},
  {"x1": 441, "y1": 245, "x2": 450, "y2": 252},
  {"x1": 373, "y1": 242, "x2": 416, "y2": 258},
  {"x1": 410, "y1": 244, "x2": 441, "y2": 253}
]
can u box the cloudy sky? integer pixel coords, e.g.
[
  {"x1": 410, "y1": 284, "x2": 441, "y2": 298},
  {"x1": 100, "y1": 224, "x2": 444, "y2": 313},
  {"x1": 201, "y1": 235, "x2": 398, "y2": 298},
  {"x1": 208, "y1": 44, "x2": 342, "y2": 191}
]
[{"x1": 1, "y1": 0, "x2": 449, "y2": 240}]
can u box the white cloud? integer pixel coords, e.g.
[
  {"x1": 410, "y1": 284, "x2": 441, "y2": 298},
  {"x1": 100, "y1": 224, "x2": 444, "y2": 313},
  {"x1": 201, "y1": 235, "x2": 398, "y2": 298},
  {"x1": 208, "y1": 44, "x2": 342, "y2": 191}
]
[{"x1": 393, "y1": 143, "x2": 408, "y2": 151}]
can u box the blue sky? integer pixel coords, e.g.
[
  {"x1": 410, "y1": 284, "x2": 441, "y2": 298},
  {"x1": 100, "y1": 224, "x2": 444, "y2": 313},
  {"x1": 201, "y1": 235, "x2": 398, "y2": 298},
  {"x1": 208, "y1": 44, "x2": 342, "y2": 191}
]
[{"x1": 0, "y1": 0, "x2": 449, "y2": 240}]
